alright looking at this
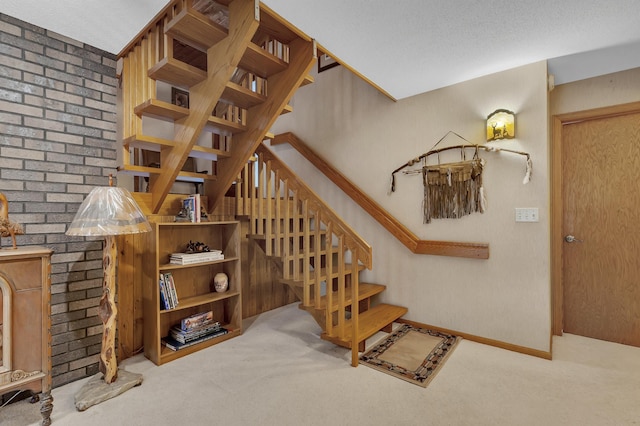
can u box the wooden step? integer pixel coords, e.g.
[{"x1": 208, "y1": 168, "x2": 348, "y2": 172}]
[
  {"x1": 123, "y1": 134, "x2": 231, "y2": 162},
  {"x1": 239, "y1": 43, "x2": 288, "y2": 77},
  {"x1": 165, "y1": 7, "x2": 228, "y2": 52},
  {"x1": 221, "y1": 82, "x2": 266, "y2": 109},
  {"x1": 148, "y1": 57, "x2": 207, "y2": 88},
  {"x1": 117, "y1": 164, "x2": 215, "y2": 183},
  {"x1": 134, "y1": 99, "x2": 189, "y2": 121},
  {"x1": 302, "y1": 282, "x2": 386, "y2": 311},
  {"x1": 321, "y1": 303, "x2": 408, "y2": 349}
]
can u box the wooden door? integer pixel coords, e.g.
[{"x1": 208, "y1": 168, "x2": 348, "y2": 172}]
[{"x1": 555, "y1": 106, "x2": 640, "y2": 346}]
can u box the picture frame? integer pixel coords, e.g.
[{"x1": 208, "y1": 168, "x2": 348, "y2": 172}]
[
  {"x1": 318, "y1": 53, "x2": 339, "y2": 73},
  {"x1": 171, "y1": 87, "x2": 189, "y2": 108}
]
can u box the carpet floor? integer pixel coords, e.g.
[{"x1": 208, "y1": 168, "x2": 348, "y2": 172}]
[{"x1": 2, "y1": 302, "x2": 640, "y2": 426}]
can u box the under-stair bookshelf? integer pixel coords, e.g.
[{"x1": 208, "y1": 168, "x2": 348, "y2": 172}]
[{"x1": 143, "y1": 220, "x2": 241, "y2": 365}]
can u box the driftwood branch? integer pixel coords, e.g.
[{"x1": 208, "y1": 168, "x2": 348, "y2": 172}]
[{"x1": 390, "y1": 139, "x2": 532, "y2": 193}]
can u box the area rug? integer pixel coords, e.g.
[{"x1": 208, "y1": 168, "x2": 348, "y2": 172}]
[{"x1": 359, "y1": 324, "x2": 461, "y2": 387}]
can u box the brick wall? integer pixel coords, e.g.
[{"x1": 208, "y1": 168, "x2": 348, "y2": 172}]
[{"x1": 0, "y1": 14, "x2": 117, "y2": 387}]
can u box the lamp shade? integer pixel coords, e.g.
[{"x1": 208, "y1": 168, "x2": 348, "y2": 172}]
[{"x1": 66, "y1": 186, "x2": 151, "y2": 236}]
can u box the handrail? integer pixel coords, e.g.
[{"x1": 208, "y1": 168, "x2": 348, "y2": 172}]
[{"x1": 270, "y1": 132, "x2": 489, "y2": 259}]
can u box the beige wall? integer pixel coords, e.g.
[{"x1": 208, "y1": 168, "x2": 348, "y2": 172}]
[
  {"x1": 550, "y1": 67, "x2": 640, "y2": 115},
  {"x1": 270, "y1": 61, "x2": 552, "y2": 352}
]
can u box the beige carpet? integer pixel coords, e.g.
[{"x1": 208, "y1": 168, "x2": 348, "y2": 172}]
[
  {"x1": 360, "y1": 324, "x2": 460, "y2": 387},
  {"x1": 3, "y1": 302, "x2": 640, "y2": 426}
]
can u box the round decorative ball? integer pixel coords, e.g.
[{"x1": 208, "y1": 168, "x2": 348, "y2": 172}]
[{"x1": 213, "y1": 272, "x2": 229, "y2": 293}]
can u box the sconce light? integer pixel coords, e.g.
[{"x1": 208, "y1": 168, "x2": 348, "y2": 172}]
[{"x1": 486, "y1": 109, "x2": 515, "y2": 141}]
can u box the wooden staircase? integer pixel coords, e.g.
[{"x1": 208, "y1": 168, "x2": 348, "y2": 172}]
[
  {"x1": 117, "y1": 0, "x2": 407, "y2": 366},
  {"x1": 237, "y1": 143, "x2": 407, "y2": 366},
  {"x1": 117, "y1": 0, "x2": 315, "y2": 213}
]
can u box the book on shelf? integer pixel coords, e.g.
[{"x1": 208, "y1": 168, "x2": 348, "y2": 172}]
[
  {"x1": 159, "y1": 274, "x2": 170, "y2": 310},
  {"x1": 162, "y1": 327, "x2": 229, "y2": 351},
  {"x1": 180, "y1": 310, "x2": 214, "y2": 331},
  {"x1": 160, "y1": 272, "x2": 179, "y2": 309},
  {"x1": 182, "y1": 197, "x2": 195, "y2": 223},
  {"x1": 169, "y1": 251, "x2": 224, "y2": 265},
  {"x1": 182, "y1": 194, "x2": 202, "y2": 223},
  {"x1": 170, "y1": 322, "x2": 222, "y2": 343}
]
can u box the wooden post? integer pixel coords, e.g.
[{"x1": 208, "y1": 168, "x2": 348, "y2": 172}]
[{"x1": 99, "y1": 235, "x2": 119, "y2": 384}]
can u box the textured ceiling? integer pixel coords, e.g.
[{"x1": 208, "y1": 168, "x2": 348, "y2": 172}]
[{"x1": 2, "y1": 0, "x2": 640, "y2": 99}]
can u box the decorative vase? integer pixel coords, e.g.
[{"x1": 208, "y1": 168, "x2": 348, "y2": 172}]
[{"x1": 213, "y1": 272, "x2": 228, "y2": 293}]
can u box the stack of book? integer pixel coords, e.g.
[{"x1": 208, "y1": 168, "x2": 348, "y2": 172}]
[
  {"x1": 162, "y1": 311, "x2": 228, "y2": 351},
  {"x1": 169, "y1": 250, "x2": 223, "y2": 265},
  {"x1": 159, "y1": 272, "x2": 178, "y2": 310}
]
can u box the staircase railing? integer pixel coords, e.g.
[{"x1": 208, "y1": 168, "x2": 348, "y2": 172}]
[
  {"x1": 237, "y1": 142, "x2": 371, "y2": 365},
  {"x1": 270, "y1": 132, "x2": 490, "y2": 259}
]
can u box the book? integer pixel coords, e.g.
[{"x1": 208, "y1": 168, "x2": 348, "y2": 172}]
[
  {"x1": 190, "y1": 194, "x2": 201, "y2": 223},
  {"x1": 169, "y1": 253, "x2": 224, "y2": 265},
  {"x1": 170, "y1": 322, "x2": 222, "y2": 343},
  {"x1": 180, "y1": 310, "x2": 213, "y2": 331},
  {"x1": 171, "y1": 250, "x2": 222, "y2": 258},
  {"x1": 159, "y1": 275, "x2": 169, "y2": 310},
  {"x1": 163, "y1": 272, "x2": 179, "y2": 308},
  {"x1": 162, "y1": 328, "x2": 228, "y2": 351},
  {"x1": 182, "y1": 197, "x2": 196, "y2": 222}
]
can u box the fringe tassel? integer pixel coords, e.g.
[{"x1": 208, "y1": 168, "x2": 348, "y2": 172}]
[
  {"x1": 522, "y1": 156, "x2": 533, "y2": 184},
  {"x1": 423, "y1": 158, "x2": 485, "y2": 223}
]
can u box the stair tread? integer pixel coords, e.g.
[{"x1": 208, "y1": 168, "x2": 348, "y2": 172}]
[
  {"x1": 322, "y1": 304, "x2": 407, "y2": 347},
  {"x1": 302, "y1": 282, "x2": 386, "y2": 310},
  {"x1": 165, "y1": 7, "x2": 228, "y2": 52}
]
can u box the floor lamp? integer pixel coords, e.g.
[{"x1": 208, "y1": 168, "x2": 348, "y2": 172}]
[{"x1": 66, "y1": 178, "x2": 151, "y2": 410}]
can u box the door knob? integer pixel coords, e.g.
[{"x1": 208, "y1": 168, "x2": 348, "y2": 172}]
[{"x1": 564, "y1": 235, "x2": 583, "y2": 243}]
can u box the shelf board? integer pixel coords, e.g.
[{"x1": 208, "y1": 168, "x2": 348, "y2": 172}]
[
  {"x1": 165, "y1": 7, "x2": 228, "y2": 52},
  {"x1": 160, "y1": 290, "x2": 240, "y2": 313},
  {"x1": 148, "y1": 57, "x2": 207, "y2": 88},
  {"x1": 159, "y1": 327, "x2": 241, "y2": 363}
]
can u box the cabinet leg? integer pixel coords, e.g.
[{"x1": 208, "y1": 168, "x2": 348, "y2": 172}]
[{"x1": 40, "y1": 391, "x2": 53, "y2": 426}]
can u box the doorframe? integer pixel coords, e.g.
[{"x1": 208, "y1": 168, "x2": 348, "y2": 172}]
[{"x1": 551, "y1": 101, "x2": 640, "y2": 336}]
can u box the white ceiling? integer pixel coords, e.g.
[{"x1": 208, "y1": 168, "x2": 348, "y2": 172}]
[{"x1": 2, "y1": 0, "x2": 640, "y2": 100}]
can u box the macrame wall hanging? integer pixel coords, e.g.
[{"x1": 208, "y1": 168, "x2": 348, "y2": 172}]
[{"x1": 389, "y1": 131, "x2": 532, "y2": 224}]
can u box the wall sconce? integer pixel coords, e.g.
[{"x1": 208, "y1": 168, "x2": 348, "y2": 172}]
[{"x1": 486, "y1": 109, "x2": 515, "y2": 141}]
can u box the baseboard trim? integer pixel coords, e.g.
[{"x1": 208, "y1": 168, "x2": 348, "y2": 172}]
[{"x1": 397, "y1": 318, "x2": 552, "y2": 360}]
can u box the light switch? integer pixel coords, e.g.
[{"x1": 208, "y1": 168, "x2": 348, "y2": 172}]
[{"x1": 515, "y1": 207, "x2": 539, "y2": 222}]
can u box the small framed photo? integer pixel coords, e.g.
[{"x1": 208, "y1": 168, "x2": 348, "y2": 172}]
[
  {"x1": 318, "y1": 53, "x2": 339, "y2": 73},
  {"x1": 171, "y1": 87, "x2": 189, "y2": 108}
]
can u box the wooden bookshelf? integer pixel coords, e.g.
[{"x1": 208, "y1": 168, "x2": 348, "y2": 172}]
[{"x1": 143, "y1": 220, "x2": 242, "y2": 365}]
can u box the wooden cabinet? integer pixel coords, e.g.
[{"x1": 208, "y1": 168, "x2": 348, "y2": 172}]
[
  {"x1": 143, "y1": 220, "x2": 241, "y2": 365},
  {"x1": 0, "y1": 247, "x2": 53, "y2": 426}
]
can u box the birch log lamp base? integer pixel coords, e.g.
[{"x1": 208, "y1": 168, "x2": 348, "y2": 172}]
[{"x1": 66, "y1": 177, "x2": 151, "y2": 411}]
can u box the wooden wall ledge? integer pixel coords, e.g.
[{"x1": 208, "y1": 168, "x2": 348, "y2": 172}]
[{"x1": 269, "y1": 132, "x2": 489, "y2": 259}]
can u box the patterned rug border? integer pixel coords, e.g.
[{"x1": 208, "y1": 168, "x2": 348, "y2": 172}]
[{"x1": 359, "y1": 324, "x2": 461, "y2": 387}]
